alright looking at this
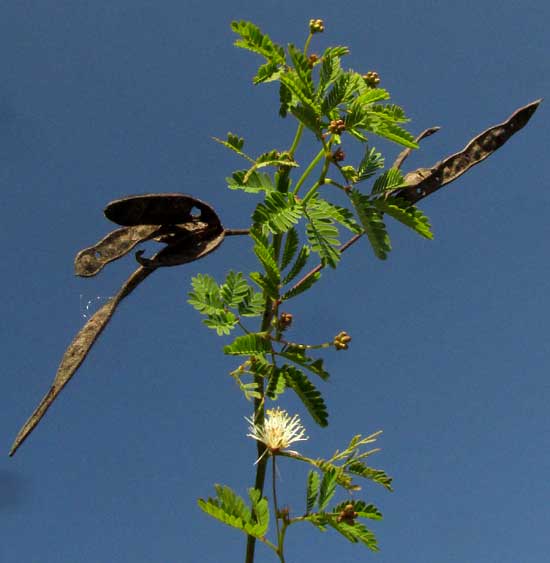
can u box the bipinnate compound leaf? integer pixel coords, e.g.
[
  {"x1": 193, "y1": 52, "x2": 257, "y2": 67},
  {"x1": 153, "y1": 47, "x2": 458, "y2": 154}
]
[
  {"x1": 281, "y1": 227, "x2": 299, "y2": 270},
  {"x1": 281, "y1": 365, "x2": 328, "y2": 426},
  {"x1": 306, "y1": 470, "x2": 320, "y2": 513},
  {"x1": 188, "y1": 273, "x2": 224, "y2": 315},
  {"x1": 224, "y1": 333, "x2": 272, "y2": 356},
  {"x1": 198, "y1": 485, "x2": 269, "y2": 539},
  {"x1": 333, "y1": 500, "x2": 382, "y2": 521},
  {"x1": 317, "y1": 468, "x2": 338, "y2": 510},
  {"x1": 349, "y1": 190, "x2": 391, "y2": 260},
  {"x1": 227, "y1": 170, "x2": 275, "y2": 193},
  {"x1": 252, "y1": 191, "x2": 303, "y2": 234},
  {"x1": 281, "y1": 271, "x2": 321, "y2": 301},
  {"x1": 329, "y1": 520, "x2": 379, "y2": 551},
  {"x1": 375, "y1": 198, "x2": 433, "y2": 240},
  {"x1": 220, "y1": 271, "x2": 251, "y2": 308},
  {"x1": 231, "y1": 20, "x2": 285, "y2": 64},
  {"x1": 281, "y1": 245, "x2": 310, "y2": 285},
  {"x1": 347, "y1": 461, "x2": 393, "y2": 491}
]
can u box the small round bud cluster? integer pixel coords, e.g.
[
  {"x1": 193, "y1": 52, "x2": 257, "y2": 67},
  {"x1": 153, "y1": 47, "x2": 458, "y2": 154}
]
[
  {"x1": 328, "y1": 119, "x2": 346, "y2": 135},
  {"x1": 279, "y1": 312, "x2": 293, "y2": 330},
  {"x1": 332, "y1": 147, "x2": 345, "y2": 162},
  {"x1": 308, "y1": 53, "x2": 320, "y2": 67},
  {"x1": 363, "y1": 71, "x2": 380, "y2": 88},
  {"x1": 309, "y1": 19, "x2": 325, "y2": 34},
  {"x1": 337, "y1": 503, "x2": 358, "y2": 525},
  {"x1": 333, "y1": 331, "x2": 352, "y2": 350}
]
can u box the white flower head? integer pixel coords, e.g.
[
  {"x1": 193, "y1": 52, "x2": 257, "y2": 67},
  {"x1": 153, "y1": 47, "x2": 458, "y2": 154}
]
[{"x1": 246, "y1": 408, "x2": 308, "y2": 460}]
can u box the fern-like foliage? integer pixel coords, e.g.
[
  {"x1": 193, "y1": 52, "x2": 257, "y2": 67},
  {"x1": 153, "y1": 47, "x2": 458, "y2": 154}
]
[
  {"x1": 188, "y1": 274, "x2": 224, "y2": 314},
  {"x1": 231, "y1": 21, "x2": 285, "y2": 64},
  {"x1": 328, "y1": 520, "x2": 379, "y2": 551},
  {"x1": 288, "y1": 44, "x2": 314, "y2": 100},
  {"x1": 237, "y1": 287, "x2": 265, "y2": 317},
  {"x1": 281, "y1": 245, "x2": 310, "y2": 285},
  {"x1": 306, "y1": 470, "x2": 320, "y2": 514},
  {"x1": 357, "y1": 146, "x2": 385, "y2": 181},
  {"x1": 304, "y1": 199, "x2": 342, "y2": 268},
  {"x1": 281, "y1": 271, "x2": 321, "y2": 301},
  {"x1": 371, "y1": 167, "x2": 405, "y2": 195},
  {"x1": 317, "y1": 468, "x2": 338, "y2": 510},
  {"x1": 220, "y1": 271, "x2": 251, "y2": 308},
  {"x1": 278, "y1": 347, "x2": 329, "y2": 381},
  {"x1": 198, "y1": 485, "x2": 269, "y2": 539},
  {"x1": 347, "y1": 461, "x2": 393, "y2": 491},
  {"x1": 250, "y1": 230, "x2": 281, "y2": 285},
  {"x1": 224, "y1": 333, "x2": 272, "y2": 356},
  {"x1": 227, "y1": 170, "x2": 275, "y2": 193},
  {"x1": 333, "y1": 500, "x2": 382, "y2": 521},
  {"x1": 281, "y1": 365, "x2": 328, "y2": 426},
  {"x1": 203, "y1": 311, "x2": 238, "y2": 335},
  {"x1": 280, "y1": 227, "x2": 299, "y2": 270},
  {"x1": 375, "y1": 197, "x2": 433, "y2": 240},
  {"x1": 349, "y1": 190, "x2": 391, "y2": 260},
  {"x1": 252, "y1": 191, "x2": 303, "y2": 234}
]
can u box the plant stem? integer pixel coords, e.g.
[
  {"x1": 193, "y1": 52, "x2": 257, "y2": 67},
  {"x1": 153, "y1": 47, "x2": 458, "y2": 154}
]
[{"x1": 292, "y1": 147, "x2": 325, "y2": 196}]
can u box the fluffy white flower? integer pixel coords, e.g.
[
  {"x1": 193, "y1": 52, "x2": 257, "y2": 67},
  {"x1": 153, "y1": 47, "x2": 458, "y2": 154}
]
[{"x1": 246, "y1": 408, "x2": 308, "y2": 460}]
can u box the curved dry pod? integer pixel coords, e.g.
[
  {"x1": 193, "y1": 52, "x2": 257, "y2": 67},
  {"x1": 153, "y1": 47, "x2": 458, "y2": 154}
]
[
  {"x1": 10, "y1": 193, "x2": 226, "y2": 456},
  {"x1": 104, "y1": 193, "x2": 220, "y2": 226}
]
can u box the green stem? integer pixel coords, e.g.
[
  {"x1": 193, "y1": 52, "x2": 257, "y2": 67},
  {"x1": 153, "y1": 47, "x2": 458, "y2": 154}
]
[
  {"x1": 288, "y1": 123, "x2": 304, "y2": 158},
  {"x1": 245, "y1": 231, "x2": 283, "y2": 563},
  {"x1": 272, "y1": 456, "x2": 281, "y2": 542},
  {"x1": 292, "y1": 147, "x2": 325, "y2": 196}
]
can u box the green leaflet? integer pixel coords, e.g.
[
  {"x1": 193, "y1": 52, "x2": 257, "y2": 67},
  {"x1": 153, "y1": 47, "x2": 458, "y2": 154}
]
[
  {"x1": 203, "y1": 311, "x2": 238, "y2": 335},
  {"x1": 333, "y1": 500, "x2": 382, "y2": 521},
  {"x1": 252, "y1": 191, "x2": 303, "y2": 234},
  {"x1": 328, "y1": 520, "x2": 379, "y2": 551},
  {"x1": 237, "y1": 287, "x2": 265, "y2": 317},
  {"x1": 288, "y1": 43, "x2": 315, "y2": 100},
  {"x1": 306, "y1": 470, "x2": 320, "y2": 513},
  {"x1": 290, "y1": 104, "x2": 322, "y2": 136},
  {"x1": 249, "y1": 271, "x2": 279, "y2": 300},
  {"x1": 224, "y1": 333, "x2": 272, "y2": 356},
  {"x1": 280, "y1": 227, "x2": 299, "y2": 270},
  {"x1": 347, "y1": 461, "x2": 393, "y2": 491},
  {"x1": 317, "y1": 46, "x2": 348, "y2": 99},
  {"x1": 198, "y1": 485, "x2": 269, "y2": 539},
  {"x1": 188, "y1": 274, "x2": 224, "y2": 314},
  {"x1": 317, "y1": 468, "x2": 338, "y2": 510},
  {"x1": 227, "y1": 170, "x2": 275, "y2": 193},
  {"x1": 266, "y1": 367, "x2": 286, "y2": 399},
  {"x1": 371, "y1": 167, "x2": 405, "y2": 194},
  {"x1": 281, "y1": 271, "x2": 321, "y2": 301},
  {"x1": 250, "y1": 230, "x2": 281, "y2": 284},
  {"x1": 281, "y1": 244, "x2": 310, "y2": 285},
  {"x1": 365, "y1": 117, "x2": 418, "y2": 148},
  {"x1": 279, "y1": 69, "x2": 318, "y2": 111},
  {"x1": 375, "y1": 197, "x2": 433, "y2": 240},
  {"x1": 281, "y1": 365, "x2": 328, "y2": 426},
  {"x1": 254, "y1": 60, "x2": 281, "y2": 84},
  {"x1": 220, "y1": 271, "x2": 251, "y2": 308},
  {"x1": 304, "y1": 200, "x2": 342, "y2": 268},
  {"x1": 278, "y1": 348, "x2": 329, "y2": 380},
  {"x1": 231, "y1": 20, "x2": 285, "y2": 64},
  {"x1": 357, "y1": 146, "x2": 385, "y2": 181},
  {"x1": 349, "y1": 190, "x2": 391, "y2": 260}
]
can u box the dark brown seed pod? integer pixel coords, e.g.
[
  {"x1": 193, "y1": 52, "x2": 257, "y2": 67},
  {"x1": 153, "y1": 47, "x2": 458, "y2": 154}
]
[
  {"x1": 395, "y1": 99, "x2": 542, "y2": 204},
  {"x1": 10, "y1": 193, "x2": 227, "y2": 456},
  {"x1": 104, "y1": 193, "x2": 219, "y2": 227}
]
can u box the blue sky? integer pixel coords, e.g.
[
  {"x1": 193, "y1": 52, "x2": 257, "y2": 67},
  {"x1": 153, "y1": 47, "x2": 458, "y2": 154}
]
[{"x1": 1, "y1": 1, "x2": 549, "y2": 562}]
